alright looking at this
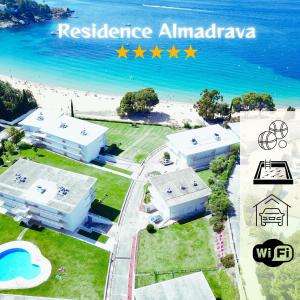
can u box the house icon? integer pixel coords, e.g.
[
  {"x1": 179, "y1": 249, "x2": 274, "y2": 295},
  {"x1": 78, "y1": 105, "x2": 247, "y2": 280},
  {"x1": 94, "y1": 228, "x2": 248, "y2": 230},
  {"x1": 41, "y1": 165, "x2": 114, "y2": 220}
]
[{"x1": 253, "y1": 194, "x2": 291, "y2": 227}]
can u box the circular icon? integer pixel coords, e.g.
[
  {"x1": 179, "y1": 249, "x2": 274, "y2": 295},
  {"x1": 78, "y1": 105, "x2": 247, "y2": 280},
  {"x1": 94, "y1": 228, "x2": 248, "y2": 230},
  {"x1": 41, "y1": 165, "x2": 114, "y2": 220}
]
[
  {"x1": 279, "y1": 140, "x2": 287, "y2": 149},
  {"x1": 258, "y1": 131, "x2": 277, "y2": 150},
  {"x1": 269, "y1": 120, "x2": 288, "y2": 140}
]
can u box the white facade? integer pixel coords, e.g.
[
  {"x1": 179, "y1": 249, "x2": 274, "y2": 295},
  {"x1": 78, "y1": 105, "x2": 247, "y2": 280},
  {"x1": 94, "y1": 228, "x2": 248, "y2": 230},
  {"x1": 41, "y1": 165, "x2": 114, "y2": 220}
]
[
  {"x1": 20, "y1": 109, "x2": 108, "y2": 162},
  {"x1": 149, "y1": 168, "x2": 211, "y2": 220},
  {"x1": 167, "y1": 124, "x2": 239, "y2": 170},
  {"x1": 0, "y1": 159, "x2": 97, "y2": 232}
]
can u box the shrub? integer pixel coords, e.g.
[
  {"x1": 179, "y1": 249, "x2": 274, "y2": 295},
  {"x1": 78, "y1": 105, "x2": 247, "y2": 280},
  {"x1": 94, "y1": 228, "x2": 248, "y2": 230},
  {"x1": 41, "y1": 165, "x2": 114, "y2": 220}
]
[
  {"x1": 0, "y1": 157, "x2": 3, "y2": 166},
  {"x1": 163, "y1": 152, "x2": 170, "y2": 160},
  {"x1": 221, "y1": 254, "x2": 235, "y2": 268},
  {"x1": 146, "y1": 224, "x2": 156, "y2": 233},
  {"x1": 207, "y1": 177, "x2": 215, "y2": 186},
  {"x1": 193, "y1": 124, "x2": 204, "y2": 129},
  {"x1": 18, "y1": 142, "x2": 32, "y2": 150},
  {"x1": 183, "y1": 122, "x2": 192, "y2": 129}
]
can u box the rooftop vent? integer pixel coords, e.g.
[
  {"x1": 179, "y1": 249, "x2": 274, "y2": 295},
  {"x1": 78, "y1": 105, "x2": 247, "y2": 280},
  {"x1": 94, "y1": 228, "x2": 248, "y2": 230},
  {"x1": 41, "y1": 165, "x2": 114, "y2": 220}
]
[
  {"x1": 166, "y1": 187, "x2": 172, "y2": 194},
  {"x1": 15, "y1": 173, "x2": 27, "y2": 184},
  {"x1": 59, "y1": 122, "x2": 68, "y2": 129},
  {"x1": 214, "y1": 133, "x2": 221, "y2": 141},
  {"x1": 37, "y1": 112, "x2": 44, "y2": 121},
  {"x1": 57, "y1": 186, "x2": 70, "y2": 196},
  {"x1": 81, "y1": 129, "x2": 87, "y2": 136},
  {"x1": 36, "y1": 185, "x2": 46, "y2": 194},
  {"x1": 193, "y1": 180, "x2": 198, "y2": 186},
  {"x1": 191, "y1": 138, "x2": 198, "y2": 145}
]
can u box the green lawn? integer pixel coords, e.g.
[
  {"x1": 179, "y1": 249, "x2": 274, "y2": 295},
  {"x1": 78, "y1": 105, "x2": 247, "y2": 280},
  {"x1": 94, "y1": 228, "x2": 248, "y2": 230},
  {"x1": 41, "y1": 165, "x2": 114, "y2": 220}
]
[
  {"x1": 92, "y1": 160, "x2": 132, "y2": 175},
  {"x1": 0, "y1": 147, "x2": 131, "y2": 222},
  {"x1": 197, "y1": 168, "x2": 213, "y2": 185},
  {"x1": 0, "y1": 214, "x2": 24, "y2": 244},
  {"x1": 89, "y1": 120, "x2": 178, "y2": 162},
  {"x1": 135, "y1": 218, "x2": 238, "y2": 300},
  {"x1": 1, "y1": 218, "x2": 109, "y2": 300}
]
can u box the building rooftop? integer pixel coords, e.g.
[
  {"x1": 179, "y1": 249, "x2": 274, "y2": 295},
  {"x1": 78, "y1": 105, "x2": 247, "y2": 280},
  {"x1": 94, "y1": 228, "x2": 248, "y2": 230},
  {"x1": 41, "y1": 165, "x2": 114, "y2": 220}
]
[
  {"x1": 0, "y1": 159, "x2": 96, "y2": 213},
  {"x1": 228, "y1": 122, "x2": 240, "y2": 138},
  {"x1": 134, "y1": 272, "x2": 215, "y2": 300},
  {"x1": 149, "y1": 168, "x2": 211, "y2": 207},
  {"x1": 167, "y1": 124, "x2": 239, "y2": 155},
  {"x1": 20, "y1": 109, "x2": 108, "y2": 146}
]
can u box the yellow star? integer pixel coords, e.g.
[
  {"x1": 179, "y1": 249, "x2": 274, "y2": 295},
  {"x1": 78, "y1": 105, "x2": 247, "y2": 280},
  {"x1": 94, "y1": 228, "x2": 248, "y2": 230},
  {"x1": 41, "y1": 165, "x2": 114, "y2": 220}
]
[
  {"x1": 184, "y1": 45, "x2": 198, "y2": 58},
  {"x1": 133, "y1": 45, "x2": 146, "y2": 58},
  {"x1": 167, "y1": 45, "x2": 180, "y2": 58},
  {"x1": 150, "y1": 45, "x2": 164, "y2": 58},
  {"x1": 116, "y1": 45, "x2": 129, "y2": 58}
]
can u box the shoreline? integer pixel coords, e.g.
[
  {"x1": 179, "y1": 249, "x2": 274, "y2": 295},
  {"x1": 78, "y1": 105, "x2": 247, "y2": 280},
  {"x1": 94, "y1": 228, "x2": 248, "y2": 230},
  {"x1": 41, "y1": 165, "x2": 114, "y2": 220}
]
[{"x1": 0, "y1": 74, "x2": 203, "y2": 126}]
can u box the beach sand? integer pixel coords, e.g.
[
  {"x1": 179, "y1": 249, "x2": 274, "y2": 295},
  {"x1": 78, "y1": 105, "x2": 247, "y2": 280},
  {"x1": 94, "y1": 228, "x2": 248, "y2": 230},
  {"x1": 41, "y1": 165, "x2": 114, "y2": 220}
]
[{"x1": 0, "y1": 74, "x2": 203, "y2": 126}]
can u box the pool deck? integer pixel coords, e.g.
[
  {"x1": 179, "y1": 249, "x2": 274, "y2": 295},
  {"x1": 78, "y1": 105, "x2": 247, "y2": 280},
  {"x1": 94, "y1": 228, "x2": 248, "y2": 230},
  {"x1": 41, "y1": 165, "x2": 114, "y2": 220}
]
[{"x1": 0, "y1": 241, "x2": 51, "y2": 290}]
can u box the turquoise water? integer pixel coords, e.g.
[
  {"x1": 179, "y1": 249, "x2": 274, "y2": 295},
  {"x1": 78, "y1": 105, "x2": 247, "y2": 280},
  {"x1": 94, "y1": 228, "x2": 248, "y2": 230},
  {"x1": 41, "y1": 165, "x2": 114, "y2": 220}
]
[
  {"x1": 0, "y1": 0, "x2": 300, "y2": 104},
  {"x1": 0, "y1": 248, "x2": 41, "y2": 281}
]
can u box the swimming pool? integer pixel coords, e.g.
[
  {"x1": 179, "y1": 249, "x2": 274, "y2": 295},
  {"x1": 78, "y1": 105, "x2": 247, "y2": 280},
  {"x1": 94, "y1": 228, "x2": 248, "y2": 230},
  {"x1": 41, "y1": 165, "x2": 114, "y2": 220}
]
[
  {"x1": 0, "y1": 241, "x2": 51, "y2": 290},
  {"x1": 0, "y1": 248, "x2": 41, "y2": 281}
]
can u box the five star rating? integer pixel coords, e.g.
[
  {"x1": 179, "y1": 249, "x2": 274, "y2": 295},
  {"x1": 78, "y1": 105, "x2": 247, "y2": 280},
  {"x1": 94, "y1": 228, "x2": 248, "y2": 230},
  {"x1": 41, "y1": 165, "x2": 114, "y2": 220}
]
[{"x1": 116, "y1": 45, "x2": 198, "y2": 59}]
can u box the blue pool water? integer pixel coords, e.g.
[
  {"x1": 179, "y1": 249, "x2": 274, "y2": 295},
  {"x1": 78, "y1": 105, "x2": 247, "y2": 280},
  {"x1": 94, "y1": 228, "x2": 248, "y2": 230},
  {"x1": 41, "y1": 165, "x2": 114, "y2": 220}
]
[
  {"x1": 0, "y1": 0, "x2": 300, "y2": 104},
  {"x1": 0, "y1": 248, "x2": 41, "y2": 281}
]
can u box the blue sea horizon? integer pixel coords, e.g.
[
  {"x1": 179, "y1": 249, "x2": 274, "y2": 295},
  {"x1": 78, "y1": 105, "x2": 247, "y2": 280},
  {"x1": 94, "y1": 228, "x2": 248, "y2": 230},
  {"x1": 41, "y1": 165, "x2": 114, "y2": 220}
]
[{"x1": 1, "y1": 0, "x2": 300, "y2": 105}]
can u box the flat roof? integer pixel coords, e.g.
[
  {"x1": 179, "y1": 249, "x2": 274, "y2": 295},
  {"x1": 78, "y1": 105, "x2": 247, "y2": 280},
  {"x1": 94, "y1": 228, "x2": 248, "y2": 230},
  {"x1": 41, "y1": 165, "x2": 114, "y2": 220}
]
[
  {"x1": 149, "y1": 168, "x2": 211, "y2": 207},
  {"x1": 20, "y1": 109, "x2": 108, "y2": 146},
  {"x1": 134, "y1": 272, "x2": 215, "y2": 300},
  {"x1": 0, "y1": 159, "x2": 97, "y2": 213},
  {"x1": 167, "y1": 124, "x2": 239, "y2": 156},
  {"x1": 228, "y1": 122, "x2": 240, "y2": 138}
]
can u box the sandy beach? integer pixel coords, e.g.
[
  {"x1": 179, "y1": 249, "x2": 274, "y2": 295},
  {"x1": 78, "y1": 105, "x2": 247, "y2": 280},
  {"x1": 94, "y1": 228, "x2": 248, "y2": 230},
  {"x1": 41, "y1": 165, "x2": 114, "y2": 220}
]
[{"x1": 0, "y1": 74, "x2": 203, "y2": 126}]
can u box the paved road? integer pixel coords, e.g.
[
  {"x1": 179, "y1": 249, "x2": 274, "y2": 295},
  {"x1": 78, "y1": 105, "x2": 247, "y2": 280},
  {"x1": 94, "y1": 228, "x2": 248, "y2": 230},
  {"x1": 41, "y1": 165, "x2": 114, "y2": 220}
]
[
  {"x1": 227, "y1": 164, "x2": 240, "y2": 259},
  {"x1": 108, "y1": 177, "x2": 148, "y2": 300}
]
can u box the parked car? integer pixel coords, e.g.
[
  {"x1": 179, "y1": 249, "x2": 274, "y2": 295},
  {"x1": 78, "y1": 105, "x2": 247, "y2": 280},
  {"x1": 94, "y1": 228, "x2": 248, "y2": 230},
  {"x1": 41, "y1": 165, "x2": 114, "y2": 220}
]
[
  {"x1": 150, "y1": 214, "x2": 163, "y2": 224},
  {"x1": 259, "y1": 208, "x2": 285, "y2": 226},
  {"x1": 160, "y1": 158, "x2": 173, "y2": 166}
]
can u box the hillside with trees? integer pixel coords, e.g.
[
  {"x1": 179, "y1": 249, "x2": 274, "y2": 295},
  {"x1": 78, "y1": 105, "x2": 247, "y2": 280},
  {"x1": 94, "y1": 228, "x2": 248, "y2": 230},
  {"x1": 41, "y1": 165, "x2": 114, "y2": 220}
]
[
  {"x1": 0, "y1": 80, "x2": 37, "y2": 121},
  {"x1": 0, "y1": 0, "x2": 73, "y2": 28},
  {"x1": 117, "y1": 88, "x2": 159, "y2": 117}
]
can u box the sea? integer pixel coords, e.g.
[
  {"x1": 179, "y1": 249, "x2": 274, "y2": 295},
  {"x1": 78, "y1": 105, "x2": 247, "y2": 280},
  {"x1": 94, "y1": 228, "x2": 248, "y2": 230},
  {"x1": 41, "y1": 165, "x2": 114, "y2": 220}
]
[{"x1": 0, "y1": 0, "x2": 300, "y2": 105}]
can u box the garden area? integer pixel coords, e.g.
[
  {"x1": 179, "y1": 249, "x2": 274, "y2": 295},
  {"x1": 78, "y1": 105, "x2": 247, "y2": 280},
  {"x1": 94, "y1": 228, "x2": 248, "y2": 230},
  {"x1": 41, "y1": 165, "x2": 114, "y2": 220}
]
[
  {"x1": 0, "y1": 140, "x2": 131, "y2": 222},
  {"x1": 135, "y1": 218, "x2": 238, "y2": 300},
  {"x1": 88, "y1": 119, "x2": 178, "y2": 162},
  {"x1": 0, "y1": 215, "x2": 109, "y2": 300}
]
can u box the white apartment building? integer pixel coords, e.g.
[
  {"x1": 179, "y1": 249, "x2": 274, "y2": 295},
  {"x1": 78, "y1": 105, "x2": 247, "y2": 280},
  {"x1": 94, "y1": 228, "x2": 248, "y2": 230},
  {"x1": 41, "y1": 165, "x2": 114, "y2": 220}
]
[
  {"x1": 20, "y1": 109, "x2": 108, "y2": 162},
  {"x1": 149, "y1": 168, "x2": 211, "y2": 220},
  {"x1": 167, "y1": 124, "x2": 239, "y2": 170},
  {"x1": 0, "y1": 159, "x2": 97, "y2": 232}
]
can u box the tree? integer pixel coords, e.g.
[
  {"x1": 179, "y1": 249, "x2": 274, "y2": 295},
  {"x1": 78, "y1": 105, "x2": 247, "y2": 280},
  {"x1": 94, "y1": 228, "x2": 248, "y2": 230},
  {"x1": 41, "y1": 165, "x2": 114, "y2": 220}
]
[
  {"x1": 231, "y1": 92, "x2": 275, "y2": 112},
  {"x1": 3, "y1": 140, "x2": 15, "y2": 155},
  {"x1": 287, "y1": 106, "x2": 295, "y2": 111},
  {"x1": 206, "y1": 188, "x2": 231, "y2": 216},
  {"x1": 0, "y1": 80, "x2": 37, "y2": 121},
  {"x1": 117, "y1": 88, "x2": 159, "y2": 117},
  {"x1": 6, "y1": 126, "x2": 24, "y2": 144},
  {"x1": 194, "y1": 89, "x2": 229, "y2": 120},
  {"x1": 70, "y1": 99, "x2": 74, "y2": 117},
  {"x1": 210, "y1": 156, "x2": 228, "y2": 175},
  {"x1": 163, "y1": 152, "x2": 170, "y2": 160}
]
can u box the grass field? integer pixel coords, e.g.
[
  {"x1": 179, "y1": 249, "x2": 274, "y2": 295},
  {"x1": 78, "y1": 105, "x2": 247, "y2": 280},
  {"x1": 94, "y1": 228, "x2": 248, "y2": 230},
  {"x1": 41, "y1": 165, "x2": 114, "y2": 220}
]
[
  {"x1": 0, "y1": 147, "x2": 131, "y2": 222},
  {"x1": 1, "y1": 216, "x2": 109, "y2": 300},
  {"x1": 197, "y1": 169, "x2": 213, "y2": 185},
  {"x1": 89, "y1": 120, "x2": 178, "y2": 162},
  {"x1": 135, "y1": 218, "x2": 238, "y2": 300}
]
